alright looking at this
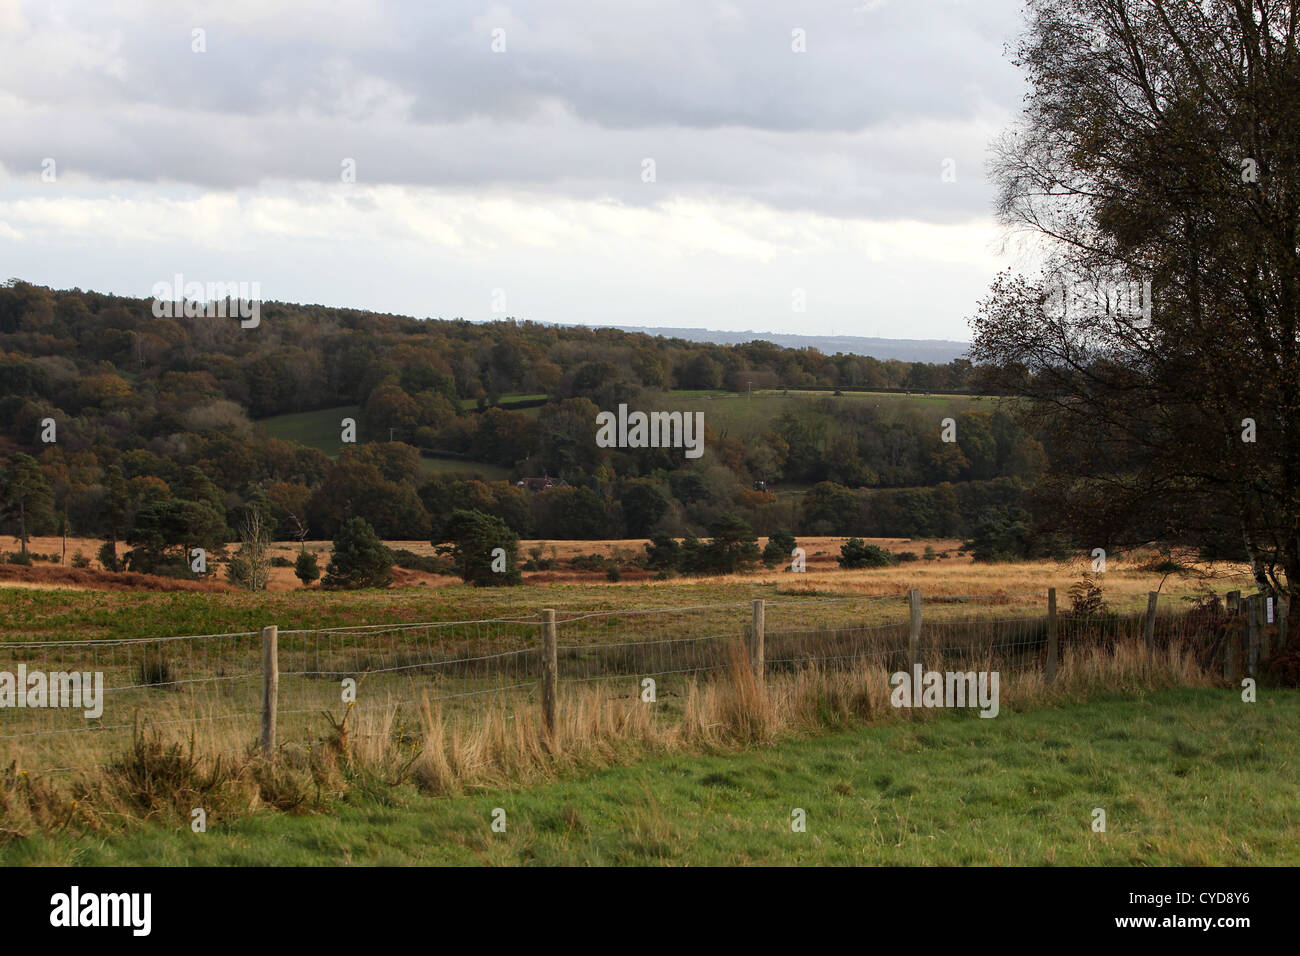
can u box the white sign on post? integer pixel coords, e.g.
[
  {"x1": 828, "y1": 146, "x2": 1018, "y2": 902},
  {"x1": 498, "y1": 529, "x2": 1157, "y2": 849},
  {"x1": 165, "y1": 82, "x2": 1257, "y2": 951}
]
[{"x1": 1267, "y1": 597, "x2": 1274, "y2": 623}]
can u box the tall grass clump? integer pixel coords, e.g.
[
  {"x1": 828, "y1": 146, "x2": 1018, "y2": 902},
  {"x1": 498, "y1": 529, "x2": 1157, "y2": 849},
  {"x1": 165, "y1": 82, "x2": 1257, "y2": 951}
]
[{"x1": 1, "y1": 635, "x2": 1217, "y2": 836}]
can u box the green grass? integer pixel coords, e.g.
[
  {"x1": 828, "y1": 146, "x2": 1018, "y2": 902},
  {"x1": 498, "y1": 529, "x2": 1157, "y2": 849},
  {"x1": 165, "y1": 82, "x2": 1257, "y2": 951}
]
[
  {"x1": 0, "y1": 582, "x2": 781, "y2": 642},
  {"x1": 458, "y1": 393, "x2": 548, "y2": 410},
  {"x1": 255, "y1": 390, "x2": 985, "y2": 468},
  {"x1": 6, "y1": 688, "x2": 1295, "y2": 865},
  {"x1": 0, "y1": 572, "x2": 1221, "y2": 644},
  {"x1": 258, "y1": 405, "x2": 362, "y2": 456},
  {"x1": 660, "y1": 389, "x2": 998, "y2": 439},
  {"x1": 257, "y1": 404, "x2": 513, "y2": 475},
  {"x1": 254, "y1": 392, "x2": 990, "y2": 457},
  {"x1": 759, "y1": 388, "x2": 983, "y2": 403},
  {"x1": 417, "y1": 456, "x2": 513, "y2": 479}
]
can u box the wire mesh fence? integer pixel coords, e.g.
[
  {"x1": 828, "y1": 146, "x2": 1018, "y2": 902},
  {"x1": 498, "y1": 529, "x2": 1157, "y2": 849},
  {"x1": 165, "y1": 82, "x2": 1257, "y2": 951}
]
[
  {"x1": 274, "y1": 617, "x2": 543, "y2": 743},
  {"x1": 0, "y1": 629, "x2": 265, "y2": 771},
  {"x1": 0, "y1": 587, "x2": 1278, "y2": 774},
  {"x1": 552, "y1": 602, "x2": 747, "y2": 691}
]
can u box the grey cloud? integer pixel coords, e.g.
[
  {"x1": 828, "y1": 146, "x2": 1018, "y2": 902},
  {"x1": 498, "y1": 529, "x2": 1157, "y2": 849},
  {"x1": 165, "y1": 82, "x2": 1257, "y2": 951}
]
[{"x1": 0, "y1": 0, "x2": 1025, "y2": 220}]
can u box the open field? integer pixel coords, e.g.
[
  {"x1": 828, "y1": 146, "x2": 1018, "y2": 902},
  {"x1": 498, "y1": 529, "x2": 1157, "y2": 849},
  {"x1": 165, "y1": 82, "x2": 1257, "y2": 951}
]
[
  {"x1": 0, "y1": 561, "x2": 1268, "y2": 784},
  {"x1": 0, "y1": 554, "x2": 1252, "y2": 641},
  {"x1": 660, "y1": 388, "x2": 996, "y2": 438},
  {"x1": 0, "y1": 536, "x2": 1267, "y2": 819},
  {"x1": 4, "y1": 688, "x2": 1295, "y2": 866},
  {"x1": 257, "y1": 405, "x2": 362, "y2": 455},
  {"x1": 0, "y1": 527, "x2": 1283, "y2": 860},
  {"x1": 416, "y1": 457, "x2": 513, "y2": 479},
  {"x1": 1, "y1": 534, "x2": 1253, "y2": 607},
  {"x1": 457, "y1": 393, "x2": 548, "y2": 410},
  {"x1": 255, "y1": 405, "x2": 513, "y2": 476},
  {"x1": 252, "y1": 390, "x2": 983, "y2": 474}
]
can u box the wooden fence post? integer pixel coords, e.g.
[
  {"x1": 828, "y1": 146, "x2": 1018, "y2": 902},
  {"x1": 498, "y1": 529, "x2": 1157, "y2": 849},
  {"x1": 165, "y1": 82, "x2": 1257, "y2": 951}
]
[
  {"x1": 541, "y1": 609, "x2": 557, "y2": 736},
  {"x1": 1246, "y1": 595, "x2": 1259, "y2": 677},
  {"x1": 908, "y1": 589, "x2": 922, "y2": 672},
  {"x1": 1046, "y1": 587, "x2": 1058, "y2": 683},
  {"x1": 1143, "y1": 591, "x2": 1159, "y2": 650},
  {"x1": 1223, "y1": 633, "x2": 1238, "y2": 683},
  {"x1": 260, "y1": 625, "x2": 278, "y2": 756},
  {"x1": 1224, "y1": 590, "x2": 1243, "y2": 683},
  {"x1": 1280, "y1": 596, "x2": 1290, "y2": 653},
  {"x1": 750, "y1": 599, "x2": 765, "y2": 684}
]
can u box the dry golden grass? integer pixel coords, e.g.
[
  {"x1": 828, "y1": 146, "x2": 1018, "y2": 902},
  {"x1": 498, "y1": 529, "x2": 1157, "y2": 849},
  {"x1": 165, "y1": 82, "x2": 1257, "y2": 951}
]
[
  {"x1": 6, "y1": 533, "x2": 1251, "y2": 605},
  {"x1": 392, "y1": 636, "x2": 1216, "y2": 798},
  {"x1": 0, "y1": 630, "x2": 1214, "y2": 843}
]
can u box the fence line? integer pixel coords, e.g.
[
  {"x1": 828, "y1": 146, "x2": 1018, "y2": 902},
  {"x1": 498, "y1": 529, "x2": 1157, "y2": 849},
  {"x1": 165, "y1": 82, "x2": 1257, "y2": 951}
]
[{"x1": 0, "y1": 588, "x2": 1285, "y2": 773}]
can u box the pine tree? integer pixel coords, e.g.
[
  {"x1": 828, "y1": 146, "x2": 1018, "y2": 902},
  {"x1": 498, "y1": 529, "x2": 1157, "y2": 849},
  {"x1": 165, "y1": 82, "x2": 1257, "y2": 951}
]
[
  {"x1": 322, "y1": 517, "x2": 392, "y2": 589},
  {"x1": 1, "y1": 454, "x2": 54, "y2": 559}
]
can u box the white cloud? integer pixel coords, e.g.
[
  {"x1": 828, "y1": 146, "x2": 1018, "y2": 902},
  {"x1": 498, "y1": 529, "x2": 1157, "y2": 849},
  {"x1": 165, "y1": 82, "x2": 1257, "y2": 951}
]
[{"x1": 0, "y1": 0, "x2": 1028, "y2": 339}]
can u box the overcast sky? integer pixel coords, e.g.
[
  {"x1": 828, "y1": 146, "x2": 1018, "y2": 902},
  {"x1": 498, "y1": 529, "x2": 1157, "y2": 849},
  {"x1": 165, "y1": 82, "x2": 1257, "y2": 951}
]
[{"x1": 0, "y1": 0, "x2": 1029, "y2": 342}]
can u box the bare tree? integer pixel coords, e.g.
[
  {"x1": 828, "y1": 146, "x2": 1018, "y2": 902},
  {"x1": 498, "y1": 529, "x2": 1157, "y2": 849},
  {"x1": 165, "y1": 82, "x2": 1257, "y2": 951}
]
[
  {"x1": 285, "y1": 510, "x2": 309, "y2": 551},
  {"x1": 226, "y1": 506, "x2": 271, "y2": 592}
]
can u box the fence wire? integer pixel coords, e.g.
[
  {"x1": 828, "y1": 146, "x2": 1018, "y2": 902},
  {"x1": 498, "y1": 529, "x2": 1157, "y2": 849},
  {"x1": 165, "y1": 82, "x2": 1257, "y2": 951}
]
[{"x1": 0, "y1": 591, "x2": 1264, "y2": 773}]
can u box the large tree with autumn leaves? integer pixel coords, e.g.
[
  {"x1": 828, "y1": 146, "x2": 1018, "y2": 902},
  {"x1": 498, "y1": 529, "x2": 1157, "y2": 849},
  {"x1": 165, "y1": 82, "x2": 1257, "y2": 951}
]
[{"x1": 973, "y1": 0, "x2": 1300, "y2": 633}]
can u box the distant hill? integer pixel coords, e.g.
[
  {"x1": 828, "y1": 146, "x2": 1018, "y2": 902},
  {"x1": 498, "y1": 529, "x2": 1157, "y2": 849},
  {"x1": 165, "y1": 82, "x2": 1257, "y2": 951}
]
[
  {"x1": 0, "y1": 281, "x2": 1046, "y2": 554},
  {"x1": 587, "y1": 326, "x2": 970, "y2": 364}
]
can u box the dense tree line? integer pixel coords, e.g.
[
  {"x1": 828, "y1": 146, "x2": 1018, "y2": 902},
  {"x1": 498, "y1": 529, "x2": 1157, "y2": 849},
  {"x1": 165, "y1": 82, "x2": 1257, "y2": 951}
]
[
  {"x1": 0, "y1": 282, "x2": 979, "y2": 436},
  {"x1": 0, "y1": 282, "x2": 1067, "y2": 569}
]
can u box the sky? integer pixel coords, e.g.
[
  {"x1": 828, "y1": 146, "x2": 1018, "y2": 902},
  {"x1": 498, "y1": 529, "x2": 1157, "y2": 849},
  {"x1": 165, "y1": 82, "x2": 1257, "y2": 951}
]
[{"x1": 0, "y1": 0, "x2": 1030, "y2": 342}]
